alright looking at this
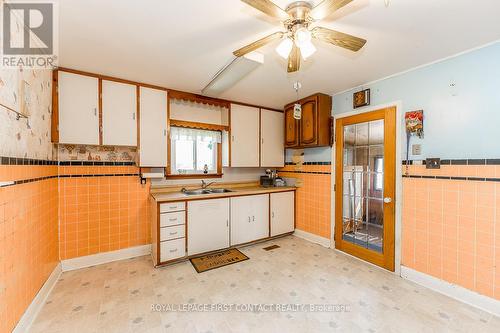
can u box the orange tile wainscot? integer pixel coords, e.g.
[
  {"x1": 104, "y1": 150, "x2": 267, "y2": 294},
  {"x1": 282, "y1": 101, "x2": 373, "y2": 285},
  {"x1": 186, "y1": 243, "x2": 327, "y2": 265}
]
[
  {"x1": 0, "y1": 164, "x2": 59, "y2": 333},
  {"x1": 58, "y1": 165, "x2": 150, "y2": 260},
  {"x1": 402, "y1": 164, "x2": 500, "y2": 300},
  {"x1": 279, "y1": 163, "x2": 332, "y2": 239}
]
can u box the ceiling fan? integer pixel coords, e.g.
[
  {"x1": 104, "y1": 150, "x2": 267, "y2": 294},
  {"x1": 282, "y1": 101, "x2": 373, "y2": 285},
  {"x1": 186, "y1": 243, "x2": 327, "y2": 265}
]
[{"x1": 233, "y1": 0, "x2": 367, "y2": 73}]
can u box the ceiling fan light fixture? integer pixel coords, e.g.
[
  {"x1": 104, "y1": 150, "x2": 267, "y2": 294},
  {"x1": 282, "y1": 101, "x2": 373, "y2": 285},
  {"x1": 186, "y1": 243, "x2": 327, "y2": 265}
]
[
  {"x1": 300, "y1": 40, "x2": 316, "y2": 60},
  {"x1": 294, "y1": 27, "x2": 311, "y2": 48},
  {"x1": 275, "y1": 37, "x2": 293, "y2": 59}
]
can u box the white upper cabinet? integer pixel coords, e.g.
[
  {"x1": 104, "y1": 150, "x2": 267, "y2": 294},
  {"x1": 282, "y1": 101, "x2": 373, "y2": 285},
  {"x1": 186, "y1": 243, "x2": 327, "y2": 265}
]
[
  {"x1": 139, "y1": 87, "x2": 167, "y2": 167},
  {"x1": 260, "y1": 109, "x2": 284, "y2": 167},
  {"x1": 230, "y1": 104, "x2": 260, "y2": 167},
  {"x1": 270, "y1": 192, "x2": 295, "y2": 236},
  {"x1": 102, "y1": 80, "x2": 137, "y2": 146},
  {"x1": 58, "y1": 71, "x2": 99, "y2": 145},
  {"x1": 230, "y1": 194, "x2": 269, "y2": 245}
]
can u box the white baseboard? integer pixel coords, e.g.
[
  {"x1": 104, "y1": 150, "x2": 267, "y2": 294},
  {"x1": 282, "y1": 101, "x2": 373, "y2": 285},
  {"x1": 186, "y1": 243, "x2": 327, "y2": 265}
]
[
  {"x1": 401, "y1": 266, "x2": 500, "y2": 317},
  {"x1": 13, "y1": 263, "x2": 62, "y2": 333},
  {"x1": 293, "y1": 229, "x2": 331, "y2": 248},
  {"x1": 61, "y1": 245, "x2": 151, "y2": 272}
]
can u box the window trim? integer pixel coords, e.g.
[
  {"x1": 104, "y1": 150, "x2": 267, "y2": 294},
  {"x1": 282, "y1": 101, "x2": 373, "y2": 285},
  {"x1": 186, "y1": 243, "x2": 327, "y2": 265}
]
[{"x1": 166, "y1": 122, "x2": 223, "y2": 179}]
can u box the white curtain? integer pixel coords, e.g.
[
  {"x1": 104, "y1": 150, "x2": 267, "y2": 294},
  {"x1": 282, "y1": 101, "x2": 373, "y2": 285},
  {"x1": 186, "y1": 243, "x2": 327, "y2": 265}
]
[{"x1": 170, "y1": 126, "x2": 221, "y2": 143}]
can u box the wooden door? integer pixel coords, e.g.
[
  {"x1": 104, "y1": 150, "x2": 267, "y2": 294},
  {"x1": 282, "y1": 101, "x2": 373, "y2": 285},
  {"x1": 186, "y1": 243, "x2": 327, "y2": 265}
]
[
  {"x1": 230, "y1": 104, "x2": 260, "y2": 167},
  {"x1": 230, "y1": 194, "x2": 269, "y2": 245},
  {"x1": 139, "y1": 87, "x2": 167, "y2": 167},
  {"x1": 270, "y1": 191, "x2": 295, "y2": 236},
  {"x1": 284, "y1": 106, "x2": 299, "y2": 147},
  {"x1": 58, "y1": 71, "x2": 99, "y2": 145},
  {"x1": 188, "y1": 198, "x2": 230, "y2": 255},
  {"x1": 335, "y1": 107, "x2": 396, "y2": 271},
  {"x1": 102, "y1": 80, "x2": 137, "y2": 146},
  {"x1": 300, "y1": 98, "x2": 317, "y2": 146},
  {"x1": 260, "y1": 109, "x2": 284, "y2": 167}
]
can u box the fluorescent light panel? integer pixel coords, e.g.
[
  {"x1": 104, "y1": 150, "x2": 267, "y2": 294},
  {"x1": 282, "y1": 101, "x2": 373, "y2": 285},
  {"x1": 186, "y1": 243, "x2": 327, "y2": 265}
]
[{"x1": 202, "y1": 52, "x2": 264, "y2": 96}]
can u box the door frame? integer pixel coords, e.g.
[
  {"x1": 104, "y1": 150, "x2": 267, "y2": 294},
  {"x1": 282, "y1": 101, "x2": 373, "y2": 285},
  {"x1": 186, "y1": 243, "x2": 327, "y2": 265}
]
[{"x1": 330, "y1": 101, "x2": 403, "y2": 275}]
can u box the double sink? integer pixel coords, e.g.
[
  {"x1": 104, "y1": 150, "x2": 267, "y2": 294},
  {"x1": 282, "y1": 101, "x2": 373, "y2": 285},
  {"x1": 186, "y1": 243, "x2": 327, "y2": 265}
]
[{"x1": 181, "y1": 188, "x2": 233, "y2": 196}]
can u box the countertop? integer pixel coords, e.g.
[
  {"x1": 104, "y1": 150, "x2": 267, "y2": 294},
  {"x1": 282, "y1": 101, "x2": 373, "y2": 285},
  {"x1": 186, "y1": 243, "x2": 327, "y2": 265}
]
[{"x1": 151, "y1": 186, "x2": 296, "y2": 203}]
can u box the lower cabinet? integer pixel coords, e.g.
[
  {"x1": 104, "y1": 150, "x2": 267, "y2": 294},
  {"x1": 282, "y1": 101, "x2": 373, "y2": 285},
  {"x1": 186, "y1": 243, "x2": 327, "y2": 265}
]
[
  {"x1": 154, "y1": 191, "x2": 296, "y2": 266},
  {"x1": 230, "y1": 194, "x2": 269, "y2": 246},
  {"x1": 270, "y1": 192, "x2": 295, "y2": 236},
  {"x1": 188, "y1": 198, "x2": 230, "y2": 255}
]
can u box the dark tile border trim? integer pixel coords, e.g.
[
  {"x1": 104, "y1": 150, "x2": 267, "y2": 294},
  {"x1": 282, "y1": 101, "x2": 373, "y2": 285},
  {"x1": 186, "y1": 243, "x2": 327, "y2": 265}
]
[
  {"x1": 280, "y1": 170, "x2": 331, "y2": 175},
  {"x1": 402, "y1": 174, "x2": 500, "y2": 182},
  {"x1": 59, "y1": 173, "x2": 139, "y2": 178},
  {"x1": 1, "y1": 173, "x2": 140, "y2": 188},
  {"x1": 0, "y1": 156, "x2": 58, "y2": 165},
  {"x1": 403, "y1": 159, "x2": 500, "y2": 166},
  {"x1": 59, "y1": 161, "x2": 135, "y2": 166},
  {"x1": 1, "y1": 156, "x2": 136, "y2": 166},
  {"x1": 1, "y1": 175, "x2": 58, "y2": 187},
  {"x1": 285, "y1": 162, "x2": 331, "y2": 166}
]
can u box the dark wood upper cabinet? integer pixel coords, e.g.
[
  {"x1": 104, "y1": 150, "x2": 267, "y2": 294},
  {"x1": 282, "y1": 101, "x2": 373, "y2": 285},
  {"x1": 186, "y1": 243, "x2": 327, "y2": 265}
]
[
  {"x1": 284, "y1": 93, "x2": 332, "y2": 148},
  {"x1": 284, "y1": 105, "x2": 299, "y2": 147}
]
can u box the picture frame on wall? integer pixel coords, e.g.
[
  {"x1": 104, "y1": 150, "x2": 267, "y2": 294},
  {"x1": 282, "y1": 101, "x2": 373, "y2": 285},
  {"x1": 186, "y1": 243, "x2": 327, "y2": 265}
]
[{"x1": 353, "y1": 88, "x2": 370, "y2": 109}]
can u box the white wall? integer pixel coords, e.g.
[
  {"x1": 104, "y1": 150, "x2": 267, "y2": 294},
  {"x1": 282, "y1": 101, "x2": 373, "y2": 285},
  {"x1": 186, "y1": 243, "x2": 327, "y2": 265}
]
[{"x1": 333, "y1": 41, "x2": 500, "y2": 160}]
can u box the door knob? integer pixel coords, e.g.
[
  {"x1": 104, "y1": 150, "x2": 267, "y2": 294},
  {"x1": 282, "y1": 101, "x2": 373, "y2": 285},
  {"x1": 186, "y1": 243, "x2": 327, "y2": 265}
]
[{"x1": 383, "y1": 197, "x2": 392, "y2": 204}]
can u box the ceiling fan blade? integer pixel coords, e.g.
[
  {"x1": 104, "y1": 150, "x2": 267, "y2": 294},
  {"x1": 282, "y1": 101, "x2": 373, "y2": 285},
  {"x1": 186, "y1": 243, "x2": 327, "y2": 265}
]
[
  {"x1": 233, "y1": 31, "x2": 284, "y2": 57},
  {"x1": 311, "y1": 26, "x2": 366, "y2": 52},
  {"x1": 241, "y1": 0, "x2": 289, "y2": 20},
  {"x1": 287, "y1": 44, "x2": 300, "y2": 73},
  {"x1": 309, "y1": 0, "x2": 353, "y2": 20}
]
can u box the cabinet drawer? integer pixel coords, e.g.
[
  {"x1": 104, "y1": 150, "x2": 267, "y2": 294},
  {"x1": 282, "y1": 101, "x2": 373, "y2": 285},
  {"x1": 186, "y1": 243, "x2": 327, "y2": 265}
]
[
  {"x1": 160, "y1": 225, "x2": 185, "y2": 241},
  {"x1": 160, "y1": 211, "x2": 185, "y2": 227},
  {"x1": 160, "y1": 202, "x2": 185, "y2": 213},
  {"x1": 160, "y1": 238, "x2": 185, "y2": 262}
]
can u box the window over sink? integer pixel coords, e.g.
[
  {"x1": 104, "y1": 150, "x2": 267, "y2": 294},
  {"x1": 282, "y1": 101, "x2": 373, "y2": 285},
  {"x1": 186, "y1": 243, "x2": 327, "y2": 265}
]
[{"x1": 170, "y1": 126, "x2": 221, "y2": 176}]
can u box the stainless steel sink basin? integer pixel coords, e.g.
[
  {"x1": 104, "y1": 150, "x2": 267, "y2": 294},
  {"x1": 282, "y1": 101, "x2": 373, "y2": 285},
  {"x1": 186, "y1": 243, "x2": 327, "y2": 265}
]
[
  {"x1": 181, "y1": 188, "x2": 232, "y2": 196},
  {"x1": 182, "y1": 189, "x2": 210, "y2": 195},
  {"x1": 207, "y1": 188, "x2": 232, "y2": 193}
]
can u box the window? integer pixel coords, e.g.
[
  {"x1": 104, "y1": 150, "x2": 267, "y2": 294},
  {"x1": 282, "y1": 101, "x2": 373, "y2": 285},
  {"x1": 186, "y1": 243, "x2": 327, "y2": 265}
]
[{"x1": 170, "y1": 127, "x2": 221, "y2": 175}]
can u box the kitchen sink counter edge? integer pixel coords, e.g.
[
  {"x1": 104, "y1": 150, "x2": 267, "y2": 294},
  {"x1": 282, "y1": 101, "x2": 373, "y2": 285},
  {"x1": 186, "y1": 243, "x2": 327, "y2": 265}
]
[{"x1": 150, "y1": 184, "x2": 297, "y2": 203}]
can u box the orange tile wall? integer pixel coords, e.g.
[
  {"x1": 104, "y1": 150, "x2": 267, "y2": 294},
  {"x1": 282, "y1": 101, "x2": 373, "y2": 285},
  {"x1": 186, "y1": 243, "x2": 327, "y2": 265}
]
[
  {"x1": 0, "y1": 165, "x2": 59, "y2": 333},
  {"x1": 58, "y1": 166, "x2": 150, "y2": 260},
  {"x1": 402, "y1": 164, "x2": 500, "y2": 300},
  {"x1": 280, "y1": 164, "x2": 331, "y2": 239}
]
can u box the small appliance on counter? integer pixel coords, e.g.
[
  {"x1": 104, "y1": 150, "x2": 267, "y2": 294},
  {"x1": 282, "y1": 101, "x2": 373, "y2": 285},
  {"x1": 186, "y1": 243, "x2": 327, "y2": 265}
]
[{"x1": 260, "y1": 169, "x2": 285, "y2": 187}]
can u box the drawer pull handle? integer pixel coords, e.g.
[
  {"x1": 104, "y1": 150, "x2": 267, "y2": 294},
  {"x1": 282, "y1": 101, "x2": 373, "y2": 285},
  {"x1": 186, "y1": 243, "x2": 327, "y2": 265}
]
[
  {"x1": 170, "y1": 249, "x2": 178, "y2": 253},
  {"x1": 169, "y1": 206, "x2": 177, "y2": 209},
  {"x1": 169, "y1": 218, "x2": 177, "y2": 222},
  {"x1": 169, "y1": 232, "x2": 177, "y2": 236}
]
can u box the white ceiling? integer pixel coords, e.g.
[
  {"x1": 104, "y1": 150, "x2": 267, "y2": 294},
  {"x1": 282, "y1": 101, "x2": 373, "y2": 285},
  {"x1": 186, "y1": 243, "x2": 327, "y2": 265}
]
[{"x1": 59, "y1": 0, "x2": 500, "y2": 109}]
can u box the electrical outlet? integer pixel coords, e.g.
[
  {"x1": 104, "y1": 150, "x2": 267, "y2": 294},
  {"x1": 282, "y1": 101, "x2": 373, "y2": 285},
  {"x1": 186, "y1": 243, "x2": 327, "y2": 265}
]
[{"x1": 412, "y1": 144, "x2": 422, "y2": 155}]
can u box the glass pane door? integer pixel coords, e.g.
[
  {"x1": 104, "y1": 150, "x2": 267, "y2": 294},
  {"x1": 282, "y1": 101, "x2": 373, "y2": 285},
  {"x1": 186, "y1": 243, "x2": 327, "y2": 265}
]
[
  {"x1": 342, "y1": 119, "x2": 385, "y2": 253},
  {"x1": 335, "y1": 107, "x2": 396, "y2": 271}
]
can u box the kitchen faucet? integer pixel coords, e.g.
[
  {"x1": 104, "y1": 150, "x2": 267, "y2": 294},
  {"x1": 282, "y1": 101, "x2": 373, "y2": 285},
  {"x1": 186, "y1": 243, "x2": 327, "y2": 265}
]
[{"x1": 201, "y1": 180, "x2": 215, "y2": 189}]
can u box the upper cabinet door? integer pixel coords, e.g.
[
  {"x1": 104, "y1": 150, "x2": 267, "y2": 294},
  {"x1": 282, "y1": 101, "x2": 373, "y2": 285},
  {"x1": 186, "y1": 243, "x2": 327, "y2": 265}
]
[
  {"x1": 300, "y1": 98, "x2": 317, "y2": 146},
  {"x1": 260, "y1": 109, "x2": 284, "y2": 167},
  {"x1": 230, "y1": 104, "x2": 260, "y2": 167},
  {"x1": 102, "y1": 80, "x2": 137, "y2": 146},
  {"x1": 139, "y1": 87, "x2": 167, "y2": 167},
  {"x1": 284, "y1": 106, "x2": 299, "y2": 148},
  {"x1": 58, "y1": 71, "x2": 99, "y2": 145}
]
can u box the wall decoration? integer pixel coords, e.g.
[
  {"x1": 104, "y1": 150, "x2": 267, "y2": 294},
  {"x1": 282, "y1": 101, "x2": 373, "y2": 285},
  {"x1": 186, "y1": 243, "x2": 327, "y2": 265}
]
[
  {"x1": 57, "y1": 144, "x2": 137, "y2": 162},
  {"x1": 405, "y1": 110, "x2": 424, "y2": 138},
  {"x1": 353, "y1": 89, "x2": 370, "y2": 109}
]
